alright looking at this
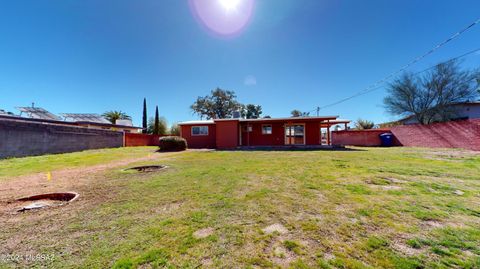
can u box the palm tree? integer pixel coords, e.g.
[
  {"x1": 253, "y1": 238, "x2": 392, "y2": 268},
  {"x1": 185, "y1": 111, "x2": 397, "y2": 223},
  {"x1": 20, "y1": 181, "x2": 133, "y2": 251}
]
[{"x1": 102, "y1": 110, "x2": 131, "y2": 124}]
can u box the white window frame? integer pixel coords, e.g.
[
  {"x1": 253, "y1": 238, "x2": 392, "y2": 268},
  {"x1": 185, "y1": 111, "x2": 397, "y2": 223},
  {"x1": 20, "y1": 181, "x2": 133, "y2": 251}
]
[
  {"x1": 191, "y1": 126, "x2": 209, "y2": 136},
  {"x1": 262, "y1": 124, "x2": 272, "y2": 135}
]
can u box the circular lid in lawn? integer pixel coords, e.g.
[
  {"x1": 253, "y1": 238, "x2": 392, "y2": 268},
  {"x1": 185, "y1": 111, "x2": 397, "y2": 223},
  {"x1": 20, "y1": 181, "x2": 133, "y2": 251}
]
[{"x1": 125, "y1": 165, "x2": 167, "y2": 173}]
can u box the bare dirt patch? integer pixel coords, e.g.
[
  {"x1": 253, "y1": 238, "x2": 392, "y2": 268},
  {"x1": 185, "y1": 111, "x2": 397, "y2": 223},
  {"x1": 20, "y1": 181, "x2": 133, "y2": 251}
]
[
  {"x1": 262, "y1": 223, "x2": 288, "y2": 235},
  {"x1": 453, "y1": 190, "x2": 465, "y2": 196},
  {"x1": 383, "y1": 177, "x2": 408, "y2": 184},
  {"x1": 392, "y1": 242, "x2": 423, "y2": 256},
  {"x1": 271, "y1": 244, "x2": 296, "y2": 267},
  {"x1": 421, "y1": 149, "x2": 480, "y2": 161},
  {"x1": 193, "y1": 227, "x2": 214, "y2": 239},
  {"x1": 381, "y1": 185, "x2": 403, "y2": 191},
  {"x1": 422, "y1": 220, "x2": 444, "y2": 228}
]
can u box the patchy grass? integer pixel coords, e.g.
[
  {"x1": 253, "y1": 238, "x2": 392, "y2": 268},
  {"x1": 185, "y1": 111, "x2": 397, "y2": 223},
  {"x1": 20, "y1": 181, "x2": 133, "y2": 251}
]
[
  {"x1": 0, "y1": 147, "x2": 156, "y2": 179},
  {"x1": 0, "y1": 147, "x2": 479, "y2": 268}
]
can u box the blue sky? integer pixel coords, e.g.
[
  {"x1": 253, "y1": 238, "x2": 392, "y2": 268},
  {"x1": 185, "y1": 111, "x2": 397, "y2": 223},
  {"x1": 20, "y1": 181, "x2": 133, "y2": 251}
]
[{"x1": 1, "y1": 0, "x2": 479, "y2": 126}]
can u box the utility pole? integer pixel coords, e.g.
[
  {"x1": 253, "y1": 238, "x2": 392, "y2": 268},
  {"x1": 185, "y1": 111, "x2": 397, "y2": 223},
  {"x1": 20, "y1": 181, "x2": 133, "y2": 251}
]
[{"x1": 316, "y1": 106, "x2": 320, "y2": 116}]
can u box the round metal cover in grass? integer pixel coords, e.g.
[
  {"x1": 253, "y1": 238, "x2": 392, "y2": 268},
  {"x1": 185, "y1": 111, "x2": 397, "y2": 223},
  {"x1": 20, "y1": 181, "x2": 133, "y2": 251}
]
[
  {"x1": 16, "y1": 192, "x2": 79, "y2": 212},
  {"x1": 126, "y1": 165, "x2": 167, "y2": 172}
]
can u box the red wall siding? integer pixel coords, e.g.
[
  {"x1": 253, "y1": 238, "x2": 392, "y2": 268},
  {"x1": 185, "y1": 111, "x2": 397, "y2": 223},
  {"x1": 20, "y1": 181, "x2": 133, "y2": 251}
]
[
  {"x1": 240, "y1": 121, "x2": 322, "y2": 146},
  {"x1": 305, "y1": 122, "x2": 320, "y2": 145},
  {"x1": 391, "y1": 119, "x2": 480, "y2": 151},
  {"x1": 332, "y1": 129, "x2": 392, "y2": 146},
  {"x1": 241, "y1": 122, "x2": 285, "y2": 146},
  {"x1": 215, "y1": 120, "x2": 239, "y2": 149},
  {"x1": 180, "y1": 124, "x2": 216, "y2": 149},
  {"x1": 125, "y1": 133, "x2": 163, "y2": 147}
]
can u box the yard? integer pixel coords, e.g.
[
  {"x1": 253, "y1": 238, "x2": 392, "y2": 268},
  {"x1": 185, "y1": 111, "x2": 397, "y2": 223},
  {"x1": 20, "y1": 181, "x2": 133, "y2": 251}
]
[{"x1": 0, "y1": 147, "x2": 479, "y2": 268}]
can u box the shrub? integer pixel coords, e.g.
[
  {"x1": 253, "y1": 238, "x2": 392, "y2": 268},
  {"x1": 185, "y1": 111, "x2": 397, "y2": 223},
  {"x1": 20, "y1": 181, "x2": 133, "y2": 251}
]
[{"x1": 159, "y1": 136, "x2": 187, "y2": 151}]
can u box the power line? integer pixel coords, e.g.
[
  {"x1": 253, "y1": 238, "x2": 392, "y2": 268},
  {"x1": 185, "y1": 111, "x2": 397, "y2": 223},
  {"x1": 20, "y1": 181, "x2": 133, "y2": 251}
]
[
  {"x1": 318, "y1": 47, "x2": 480, "y2": 110},
  {"x1": 315, "y1": 17, "x2": 480, "y2": 111}
]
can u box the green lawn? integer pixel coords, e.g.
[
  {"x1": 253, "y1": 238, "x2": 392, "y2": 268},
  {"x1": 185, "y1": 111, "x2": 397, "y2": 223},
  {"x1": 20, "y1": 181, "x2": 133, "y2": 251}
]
[
  {"x1": 0, "y1": 147, "x2": 155, "y2": 179},
  {"x1": 1, "y1": 147, "x2": 479, "y2": 268}
]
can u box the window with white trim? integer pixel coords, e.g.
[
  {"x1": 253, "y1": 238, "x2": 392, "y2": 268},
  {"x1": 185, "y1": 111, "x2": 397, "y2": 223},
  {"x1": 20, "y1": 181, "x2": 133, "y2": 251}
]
[
  {"x1": 191, "y1": 126, "x2": 208, "y2": 136},
  {"x1": 262, "y1": 125, "x2": 272, "y2": 134}
]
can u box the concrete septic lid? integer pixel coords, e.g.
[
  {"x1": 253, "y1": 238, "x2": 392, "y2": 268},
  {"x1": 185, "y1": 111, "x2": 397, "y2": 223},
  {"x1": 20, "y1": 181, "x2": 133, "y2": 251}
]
[
  {"x1": 17, "y1": 192, "x2": 79, "y2": 212},
  {"x1": 126, "y1": 165, "x2": 167, "y2": 172}
]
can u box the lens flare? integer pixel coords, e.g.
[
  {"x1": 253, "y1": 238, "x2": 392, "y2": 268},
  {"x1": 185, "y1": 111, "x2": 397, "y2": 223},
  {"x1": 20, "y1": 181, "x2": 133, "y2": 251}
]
[
  {"x1": 219, "y1": 0, "x2": 241, "y2": 11},
  {"x1": 189, "y1": 0, "x2": 255, "y2": 37}
]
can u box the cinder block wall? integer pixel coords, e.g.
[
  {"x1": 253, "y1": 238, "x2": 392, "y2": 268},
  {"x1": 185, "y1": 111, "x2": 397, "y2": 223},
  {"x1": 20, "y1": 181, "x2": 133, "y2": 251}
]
[
  {"x1": 332, "y1": 129, "x2": 392, "y2": 146},
  {"x1": 332, "y1": 119, "x2": 480, "y2": 151},
  {"x1": 124, "y1": 133, "x2": 163, "y2": 147},
  {"x1": 0, "y1": 119, "x2": 123, "y2": 159},
  {"x1": 391, "y1": 119, "x2": 480, "y2": 151}
]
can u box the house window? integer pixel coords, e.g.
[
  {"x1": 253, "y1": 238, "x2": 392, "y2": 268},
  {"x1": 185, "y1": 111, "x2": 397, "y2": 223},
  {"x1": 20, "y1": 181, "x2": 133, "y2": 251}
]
[
  {"x1": 262, "y1": 125, "x2": 272, "y2": 135},
  {"x1": 191, "y1": 126, "x2": 208, "y2": 136}
]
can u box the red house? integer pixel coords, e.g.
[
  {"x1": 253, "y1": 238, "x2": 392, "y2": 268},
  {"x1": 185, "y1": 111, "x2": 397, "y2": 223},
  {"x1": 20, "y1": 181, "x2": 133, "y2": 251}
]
[{"x1": 179, "y1": 116, "x2": 349, "y2": 149}]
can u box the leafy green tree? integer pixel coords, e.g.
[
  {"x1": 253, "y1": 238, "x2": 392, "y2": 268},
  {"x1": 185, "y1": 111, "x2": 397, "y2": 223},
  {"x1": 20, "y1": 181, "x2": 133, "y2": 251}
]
[
  {"x1": 169, "y1": 124, "x2": 180, "y2": 136},
  {"x1": 243, "y1": 104, "x2": 262, "y2": 119},
  {"x1": 191, "y1": 88, "x2": 243, "y2": 119},
  {"x1": 142, "y1": 98, "x2": 148, "y2": 134},
  {"x1": 384, "y1": 60, "x2": 480, "y2": 124},
  {"x1": 291, "y1": 110, "x2": 310, "y2": 117},
  {"x1": 102, "y1": 110, "x2": 131, "y2": 124},
  {"x1": 354, "y1": 119, "x2": 375, "y2": 130},
  {"x1": 147, "y1": 116, "x2": 167, "y2": 135}
]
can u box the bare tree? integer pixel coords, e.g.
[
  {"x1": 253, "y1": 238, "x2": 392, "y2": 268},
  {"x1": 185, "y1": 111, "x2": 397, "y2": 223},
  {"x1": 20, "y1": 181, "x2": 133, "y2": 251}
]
[{"x1": 384, "y1": 61, "x2": 479, "y2": 124}]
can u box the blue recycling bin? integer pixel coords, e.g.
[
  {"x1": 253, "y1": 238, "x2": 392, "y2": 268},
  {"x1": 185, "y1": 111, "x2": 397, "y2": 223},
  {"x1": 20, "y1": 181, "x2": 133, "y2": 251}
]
[{"x1": 379, "y1": 133, "x2": 393, "y2": 147}]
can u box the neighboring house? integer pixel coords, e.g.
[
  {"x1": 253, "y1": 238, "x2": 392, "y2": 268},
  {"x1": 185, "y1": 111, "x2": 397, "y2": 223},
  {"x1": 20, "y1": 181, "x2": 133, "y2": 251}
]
[
  {"x1": 61, "y1": 113, "x2": 140, "y2": 133},
  {"x1": 11, "y1": 107, "x2": 142, "y2": 133},
  {"x1": 0, "y1": 109, "x2": 15, "y2": 117},
  {"x1": 178, "y1": 116, "x2": 350, "y2": 149},
  {"x1": 398, "y1": 102, "x2": 480, "y2": 125}
]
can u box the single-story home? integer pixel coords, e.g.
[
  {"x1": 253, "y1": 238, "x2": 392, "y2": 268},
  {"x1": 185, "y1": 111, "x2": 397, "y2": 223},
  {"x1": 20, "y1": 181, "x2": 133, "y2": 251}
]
[{"x1": 178, "y1": 116, "x2": 350, "y2": 149}]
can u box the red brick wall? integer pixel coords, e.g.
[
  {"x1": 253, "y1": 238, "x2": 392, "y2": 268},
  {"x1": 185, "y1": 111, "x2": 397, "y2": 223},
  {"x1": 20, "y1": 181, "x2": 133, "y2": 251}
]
[
  {"x1": 215, "y1": 120, "x2": 239, "y2": 149},
  {"x1": 124, "y1": 133, "x2": 163, "y2": 147},
  {"x1": 332, "y1": 129, "x2": 392, "y2": 146},
  {"x1": 391, "y1": 119, "x2": 480, "y2": 151},
  {"x1": 180, "y1": 124, "x2": 216, "y2": 149}
]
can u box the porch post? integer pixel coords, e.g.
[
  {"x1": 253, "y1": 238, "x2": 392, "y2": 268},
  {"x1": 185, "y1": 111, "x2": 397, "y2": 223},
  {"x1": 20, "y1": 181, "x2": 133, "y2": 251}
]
[
  {"x1": 239, "y1": 123, "x2": 242, "y2": 146},
  {"x1": 326, "y1": 121, "x2": 331, "y2": 145}
]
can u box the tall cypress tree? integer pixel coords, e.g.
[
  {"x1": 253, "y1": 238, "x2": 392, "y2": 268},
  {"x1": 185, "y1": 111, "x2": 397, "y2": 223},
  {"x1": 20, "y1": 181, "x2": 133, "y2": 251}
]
[
  {"x1": 153, "y1": 106, "x2": 160, "y2": 135},
  {"x1": 142, "y1": 98, "x2": 147, "y2": 134}
]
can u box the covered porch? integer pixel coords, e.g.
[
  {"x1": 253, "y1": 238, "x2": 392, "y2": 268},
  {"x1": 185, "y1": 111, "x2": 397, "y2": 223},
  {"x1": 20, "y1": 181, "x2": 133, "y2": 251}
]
[{"x1": 238, "y1": 117, "x2": 349, "y2": 148}]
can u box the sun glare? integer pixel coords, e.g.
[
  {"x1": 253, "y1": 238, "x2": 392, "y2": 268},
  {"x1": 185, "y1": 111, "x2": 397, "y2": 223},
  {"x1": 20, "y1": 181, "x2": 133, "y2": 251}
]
[{"x1": 219, "y1": 0, "x2": 242, "y2": 11}]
